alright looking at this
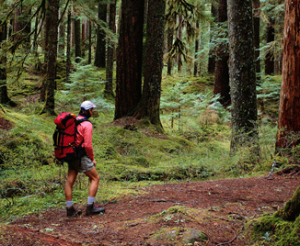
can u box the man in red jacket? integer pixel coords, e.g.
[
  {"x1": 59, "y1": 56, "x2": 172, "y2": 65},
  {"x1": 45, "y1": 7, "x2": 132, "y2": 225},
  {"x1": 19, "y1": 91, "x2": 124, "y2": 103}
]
[{"x1": 65, "y1": 101, "x2": 105, "y2": 217}]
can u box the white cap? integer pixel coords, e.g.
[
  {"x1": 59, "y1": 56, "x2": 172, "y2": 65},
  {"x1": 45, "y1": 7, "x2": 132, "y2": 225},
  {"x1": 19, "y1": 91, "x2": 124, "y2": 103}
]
[{"x1": 81, "y1": 101, "x2": 96, "y2": 110}]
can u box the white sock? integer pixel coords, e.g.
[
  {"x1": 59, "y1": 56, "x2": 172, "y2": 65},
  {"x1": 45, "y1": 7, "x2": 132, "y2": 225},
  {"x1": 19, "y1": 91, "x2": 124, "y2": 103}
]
[
  {"x1": 66, "y1": 201, "x2": 73, "y2": 207},
  {"x1": 87, "y1": 196, "x2": 95, "y2": 204}
]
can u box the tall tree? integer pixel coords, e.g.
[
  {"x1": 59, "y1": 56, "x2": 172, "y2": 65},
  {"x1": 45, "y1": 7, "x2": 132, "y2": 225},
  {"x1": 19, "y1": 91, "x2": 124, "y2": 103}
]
[
  {"x1": 167, "y1": 27, "x2": 173, "y2": 75},
  {"x1": 193, "y1": 20, "x2": 199, "y2": 77},
  {"x1": 214, "y1": 0, "x2": 230, "y2": 106},
  {"x1": 227, "y1": 0, "x2": 258, "y2": 154},
  {"x1": 74, "y1": 14, "x2": 81, "y2": 63},
  {"x1": 253, "y1": 0, "x2": 261, "y2": 84},
  {"x1": 114, "y1": 0, "x2": 144, "y2": 119},
  {"x1": 40, "y1": 0, "x2": 59, "y2": 115},
  {"x1": 265, "y1": 18, "x2": 275, "y2": 75},
  {"x1": 276, "y1": 0, "x2": 300, "y2": 150},
  {"x1": 105, "y1": 1, "x2": 116, "y2": 97},
  {"x1": 66, "y1": 8, "x2": 71, "y2": 83},
  {"x1": 0, "y1": 22, "x2": 11, "y2": 104},
  {"x1": 94, "y1": 2, "x2": 107, "y2": 68},
  {"x1": 207, "y1": 4, "x2": 218, "y2": 75},
  {"x1": 135, "y1": 0, "x2": 166, "y2": 129},
  {"x1": 58, "y1": 9, "x2": 66, "y2": 55}
]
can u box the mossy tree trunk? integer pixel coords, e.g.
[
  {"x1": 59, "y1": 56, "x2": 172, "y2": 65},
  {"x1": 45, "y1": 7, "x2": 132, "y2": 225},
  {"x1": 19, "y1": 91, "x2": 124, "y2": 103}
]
[
  {"x1": 40, "y1": 0, "x2": 59, "y2": 115},
  {"x1": 59, "y1": 9, "x2": 66, "y2": 55},
  {"x1": 194, "y1": 20, "x2": 199, "y2": 77},
  {"x1": 74, "y1": 14, "x2": 81, "y2": 63},
  {"x1": 0, "y1": 23, "x2": 11, "y2": 104},
  {"x1": 13, "y1": 7, "x2": 22, "y2": 42},
  {"x1": 276, "y1": 0, "x2": 300, "y2": 150},
  {"x1": 253, "y1": 0, "x2": 261, "y2": 85},
  {"x1": 177, "y1": 15, "x2": 182, "y2": 74},
  {"x1": 227, "y1": 0, "x2": 258, "y2": 154},
  {"x1": 135, "y1": 0, "x2": 166, "y2": 130},
  {"x1": 105, "y1": 1, "x2": 116, "y2": 98},
  {"x1": 66, "y1": 9, "x2": 71, "y2": 83},
  {"x1": 88, "y1": 21, "x2": 92, "y2": 64},
  {"x1": 94, "y1": 1, "x2": 107, "y2": 68},
  {"x1": 265, "y1": 19, "x2": 275, "y2": 75},
  {"x1": 208, "y1": 4, "x2": 218, "y2": 75},
  {"x1": 114, "y1": 0, "x2": 144, "y2": 119},
  {"x1": 167, "y1": 27, "x2": 173, "y2": 76},
  {"x1": 276, "y1": 186, "x2": 300, "y2": 221},
  {"x1": 214, "y1": 0, "x2": 230, "y2": 107}
]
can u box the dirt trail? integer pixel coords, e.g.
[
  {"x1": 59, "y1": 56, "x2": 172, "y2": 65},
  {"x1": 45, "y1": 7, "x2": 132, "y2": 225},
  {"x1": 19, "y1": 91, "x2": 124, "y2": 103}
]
[{"x1": 1, "y1": 176, "x2": 299, "y2": 245}]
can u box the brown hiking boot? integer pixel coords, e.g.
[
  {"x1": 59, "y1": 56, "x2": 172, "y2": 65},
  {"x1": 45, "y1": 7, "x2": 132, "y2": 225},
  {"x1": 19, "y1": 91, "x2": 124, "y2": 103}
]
[
  {"x1": 67, "y1": 205, "x2": 82, "y2": 217},
  {"x1": 86, "y1": 202, "x2": 105, "y2": 215}
]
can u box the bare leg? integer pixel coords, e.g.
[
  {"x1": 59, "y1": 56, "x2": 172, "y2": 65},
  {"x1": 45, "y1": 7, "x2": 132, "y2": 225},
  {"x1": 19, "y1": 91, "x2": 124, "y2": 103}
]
[
  {"x1": 65, "y1": 169, "x2": 78, "y2": 201},
  {"x1": 84, "y1": 167, "x2": 100, "y2": 197}
]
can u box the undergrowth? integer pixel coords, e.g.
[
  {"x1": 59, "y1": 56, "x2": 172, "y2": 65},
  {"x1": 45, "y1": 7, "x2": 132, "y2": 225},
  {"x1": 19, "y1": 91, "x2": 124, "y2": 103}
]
[{"x1": 0, "y1": 72, "x2": 284, "y2": 222}]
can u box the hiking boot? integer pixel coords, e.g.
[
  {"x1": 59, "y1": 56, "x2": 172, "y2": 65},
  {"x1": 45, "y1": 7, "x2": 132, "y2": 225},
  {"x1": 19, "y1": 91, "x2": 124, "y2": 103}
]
[
  {"x1": 67, "y1": 205, "x2": 82, "y2": 217},
  {"x1": 86, "y1": 202, "x2": 105, "y2": 215}
]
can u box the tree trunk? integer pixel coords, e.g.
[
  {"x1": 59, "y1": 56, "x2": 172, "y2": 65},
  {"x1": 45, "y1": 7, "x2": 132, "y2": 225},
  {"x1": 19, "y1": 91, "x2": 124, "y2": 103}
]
[
  {"x1": 276, "y1": 186, "x2": 300, "y2": 221},
  {"x1": 136, "y1": 0, "x2": 166, "y2": 130},
  {"x1": 40, "y1": 0, "x2": 59, "y2": 115},
  {"x1": 167, "y1": 27, "x2": 173, "y2": 75},
  {"x1": 265, "y1": 20, "x2": 275, "y2": 75},
  {"x1": 208, "y1": 4, "x2": 218, "y2": 74},
  {"x1": 13, "y1": 7, "x2": 22, "y2": 42},
  {"x1": 115, "y1": 0, "x2": 144, "y2": 119},
  {"x1": 0, "y1": 23, "x2": 11, "y2": 104},
  {"x1": 276, "y1": 0, "x2": 300, "y2": 150},
  {"x1": 177, "y1": 15, "x2": 182, "y2": 74},
  {"x1": 66, "y1": 9, "x2": 71, "y2": 83},
  {"x1": 227, "y1": 0, "x2": 258, "y2": 154},
  {"x1": 94, "y1": 2, "x2": 107, "y2": 68},
  {"x1": 59, "y1": 9, "x2": 66, "y2": 55},
  {"x1": 214, "y1": 0, "x2": 230, "y2": 106},
  {"x1": 40, "y1": 6, "x2": 52, "y2": 101},
  {"x1": 88, "y1": 21, "x2": 92, "y2": 64},
  {"x1": 22, "y1": 7, "x2": 31, "y2": 48},
  {"x1": 105, "y1": 1, "x2": 116, "y2": 97},
  {"x1": 74, "y1": 16, "x2": 81, "y2": 63},
  {"x1": 34, "y1": 14, "x2": 42, "y2": 72},
  {"x1": 253, "y1": 0, "x2": 261, "y2": 84},
  {"x1": 194, "y1": 21, "x2": 199, "y2": 77}
]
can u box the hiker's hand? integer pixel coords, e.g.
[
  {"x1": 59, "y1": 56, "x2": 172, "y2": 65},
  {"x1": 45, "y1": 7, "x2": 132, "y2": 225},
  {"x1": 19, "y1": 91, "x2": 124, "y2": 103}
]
[{"x1": 93, "y1": 159, "x2": 97, "y2": 167}]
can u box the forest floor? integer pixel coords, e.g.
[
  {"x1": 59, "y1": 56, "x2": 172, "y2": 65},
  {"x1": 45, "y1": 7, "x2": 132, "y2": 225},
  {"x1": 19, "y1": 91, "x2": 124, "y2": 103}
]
[{"x1": 1, "y1": 174, "x2": 299, "y2": 246}]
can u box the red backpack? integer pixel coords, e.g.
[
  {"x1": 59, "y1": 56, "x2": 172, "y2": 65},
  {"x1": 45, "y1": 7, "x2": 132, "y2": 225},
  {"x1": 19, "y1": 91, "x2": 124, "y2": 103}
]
[{"x1": 53, "y1": 112, "x2": 88, "y2": 163}]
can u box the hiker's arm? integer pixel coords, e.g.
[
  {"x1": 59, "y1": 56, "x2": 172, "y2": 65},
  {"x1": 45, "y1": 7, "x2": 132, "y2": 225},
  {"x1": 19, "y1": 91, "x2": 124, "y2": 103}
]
[{"x1": 83, "y1": 123, "x2": 94, "y2": 162}]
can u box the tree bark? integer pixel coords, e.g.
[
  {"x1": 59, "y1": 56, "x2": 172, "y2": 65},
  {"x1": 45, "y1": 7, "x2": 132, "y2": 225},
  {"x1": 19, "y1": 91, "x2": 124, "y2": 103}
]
[
  {"x1": 265, "y1": 20, "x2": 275, "y2": 75},
  {"x1": 59, "y1": 9, "x2": 66, "y2": 55},
  {"x1": 115, "y1": 0, "x2": 144, "y2": 119},
  {"x1": 40, "y1": 0, "x2": 59, "y2": 115},
  {"x1": 136, "y1": 0, "x2": 166, "y2": 129},
  {"x1": 276, "y1": 0, "x2": 300, "y2": 150},
  {"x1": 66, "y1": 9, "x2": 71, "y2": 83},
  {"x1": 253, "y1": 0, "x2": 261, "y2": 84},
  {"x1": 13, "y1": 7, "x2": 22, "y2": 42},
  {"x1": 88, "y1": 21, "x2": 92, "y2": 64},
  {"x1": 214, "y1": 0, "x2": 230, "y2": 106},
  {"x1": 0, "y1": 23, "x2": 11, "y2": 104},
  {"x1": 105, "y1": 1, "x2": 116, "y2": 97},
  {"x1": 194, "y1": 21, "x2": 199, "y2": 77},
  {"x1": 94, "y1": 2, "x2": 107, "y2": 68},
  {"x1": 74, "y1": 16, "x2": 81, "y2": 63},
  {"x1": 227, "y1": 0, "x2": 258, "y2": 154},
  {"x1": 208, "y1": 4, "x2": 218, "y2": 74},
  {"x1": 167, "y1": 27, "x2": 173, "y2": 75},
  {"x1": 177, "y1": 15, "x2": 182, "y2": 74}
]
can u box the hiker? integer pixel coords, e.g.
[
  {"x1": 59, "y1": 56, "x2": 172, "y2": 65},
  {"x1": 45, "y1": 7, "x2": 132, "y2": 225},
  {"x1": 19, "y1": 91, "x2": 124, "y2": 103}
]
[{"x1": 65, "y1": 101, "x2": 105, "y2": 217}]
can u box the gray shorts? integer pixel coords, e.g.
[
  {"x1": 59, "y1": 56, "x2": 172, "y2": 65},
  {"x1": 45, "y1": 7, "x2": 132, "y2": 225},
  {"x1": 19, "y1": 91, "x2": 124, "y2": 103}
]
[{"x1": 68, "y1": 156, "x2": 94, "y2": 173}]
